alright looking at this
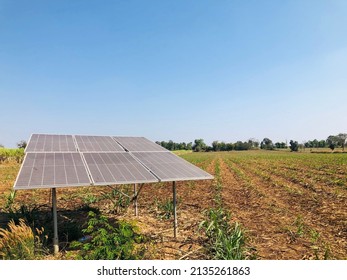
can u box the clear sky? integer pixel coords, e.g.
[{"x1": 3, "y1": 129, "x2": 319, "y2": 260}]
[{"x1": 1, "y1": 0, "x2": 346, "y2": 147}]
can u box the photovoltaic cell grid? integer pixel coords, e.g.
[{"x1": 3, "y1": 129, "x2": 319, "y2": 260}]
[
  {"x1": 25, "y1": 134, "x2": 77, "y2": 152},
  {"x1": 14, "y1": 153, "x2": 92, "y2": 189},
  {"x1": 113, "y1": 136, "x2": 167, "y2": 152},
  {"x1": 75, "y1": 135, "x2": 124, "y2": 152},
  {"x1": 14, "y1": 134, "x2": 213, "y2": 189},
  {"x1": 83, "y1": 152, "x2": 158, "y2": 185},
  {"x1": 132, "y1": 152, "x2": 214, "y2": 182}
]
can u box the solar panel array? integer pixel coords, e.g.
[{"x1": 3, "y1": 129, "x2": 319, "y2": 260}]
[{"x1": 14, "y1": 134, "x2": 213, "y2": 190}]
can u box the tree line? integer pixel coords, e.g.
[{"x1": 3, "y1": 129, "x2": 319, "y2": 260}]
[
  {"x1": 156, "y1": 133, "x2": 347, "y2": 152},
  {"x1": 1, "y1": 134, "x2": 346, "y2": 153}
]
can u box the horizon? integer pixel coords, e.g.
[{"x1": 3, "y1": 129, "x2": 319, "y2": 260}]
[{"x1": 1, "y1": 1, "x2": 346, "y2": 148}]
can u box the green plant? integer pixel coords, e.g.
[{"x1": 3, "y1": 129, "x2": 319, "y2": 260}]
[
  {"x1": 294, "y1": 216, "x2": 305, "y2": 237},
  {"x1": 101, "y1": 187, "x2": 131, "y2": 213},
  {"x1": 156, "y1": 198, "x2": 175, "y2": 220},
  {"x1": 0, "y1": 219, "x2": 48, "y2": 260},
  {"x1": 4, "y1": 190, "x2": 16, "y2": 213},
  {"x1": 200, "y1": 207, "x2": 246, "y2": 260},
  {"x1": 70, "y1": 211, "x2": 144, "y2": 260}
]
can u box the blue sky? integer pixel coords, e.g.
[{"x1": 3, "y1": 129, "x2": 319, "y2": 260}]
[{"x1": 1, "y1": 0, "x2": 346, "y2": 147}]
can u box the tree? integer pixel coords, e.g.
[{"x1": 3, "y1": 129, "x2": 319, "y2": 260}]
[
  {"x1": 0, "y1": 144, "x2": 4, "y2": 148},
  {"x1": 212, "y1": 141, "x2": 220, "y2": 152},
  {"x1": 192, "y1": 139, "x2": 207, "y2": 152},
  {"x1": 318, "y1": 140, "x2": 326, "y2": 148},
  {"x1": 336, "y1": 133, "x2": 347, "y2": 152},
  {"x1": 17, "y1": 140, "x2": 27, "y2": 149},
  {"x1": 260, "y1": 138, "x2": 274, "y2": 150},
  {"x1": 289, "y1": 140, "x2": 299, "y2": 152},
  {"x1": 326, "y1": 135, "x2": 338, "y2": 151},
  {"x1": 248, "y1": 138, "x2": 259, "y2": 149},
  {"x1": 275, "y1": 142, "x2": 287, "y2": 149}
]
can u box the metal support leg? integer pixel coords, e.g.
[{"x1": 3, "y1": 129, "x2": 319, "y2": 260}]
[
  {"x1": 173, "y1": 181, "x2": 177, "y2": 238},
  {"x1": 52, "y1": 188, "x2": 59, "y2": 255},
  {"x1": 134, "y1": 183, "x2": 138, "y2": 216}
]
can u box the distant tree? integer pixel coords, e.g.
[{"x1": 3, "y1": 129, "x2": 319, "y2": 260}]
[
  {"x1": 260, "y1": 138, "x2": 274, "y2": 150},
  {"x1": 219, "y1": 142, "x2": 227, "y2": 151},
  {"x1": 248, "y1": 138, "x2": 259, "y2": 149},
  {"x1": 178, "y1": 142, "x2": 187, "y2": 150},
  {"x1": 234, "y1": 141, "x2": 250, "y2": 151},
  {"x1": 275, "y1": 142, "x2": 287, "y2": 149},
  {"x1": 326, "y1": 135, "x2": 338, "y2": 151},
  {"x1": 212, "y1": 141, "x2": 220, "y2": 152},
  {"x1": 17, "y1": 140, "x2": 27, "y2": 149},
  {"x1": 336, "y1": 133, "x2": 347, "y2": 152},
  {"x1": 289, "y1": 140, "x2": 299, "y2": 152},
  {"x1": 0, "y1": 144, "x2": 4, "y2": 148},
  {"x1": 226, "y1": 143, "x2": 234, "y2": 151},
  {"x1": 318, "y1": 140, "x2": 326, "y2": 148},
  {"x1": 192, "y1": 139, "x2": 207, "y2": 152},
  {"x1": 187, "y1": 142, "x2": 193, "y2": 150}
]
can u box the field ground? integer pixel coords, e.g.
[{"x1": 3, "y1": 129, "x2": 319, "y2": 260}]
[{"x1": 0, "y1": 150, "x2": 346, "y2": 259}]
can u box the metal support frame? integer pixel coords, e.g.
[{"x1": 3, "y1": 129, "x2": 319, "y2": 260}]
[
  {"x1": 134, "y1": 183, "x2": 138, "y2": 216},
  {"x1": 173, "y1": 181, "x2": 177, "y2": 238},
  {"x1": 52, "y1": 188, "x2": 59, "y2": 255}
]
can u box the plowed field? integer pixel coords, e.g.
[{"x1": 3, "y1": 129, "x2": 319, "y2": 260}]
[{"x1": 0, "y1": 150, "x2": 346, "y2": 259}]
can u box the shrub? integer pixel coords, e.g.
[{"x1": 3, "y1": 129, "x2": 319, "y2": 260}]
[{"x1": 70, "y1": 211, "x2": 144, "y2": 260}]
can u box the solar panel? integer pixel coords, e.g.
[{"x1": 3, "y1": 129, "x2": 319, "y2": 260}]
[
  {"x1": 14, "y1": 153, "x2": 92, "y2": 189},
  {"x1": 75, "y1": 135, "x2": 124, "y2": 152},
  {"x1": 113, "y1": 136, "x2": 167, "y2": 152},
  {"x1": 83, "y1": 152, "x2": 159, "y2": 185},
  {"x1": 15, "y1": 134, "x2": 213, "y2": 190},
  {"x1": 131, "y1": 152, "x2": 214, "y2": 182},
  {"x1": 25, "y1": 134, "x2": 77, "y2": 152}
]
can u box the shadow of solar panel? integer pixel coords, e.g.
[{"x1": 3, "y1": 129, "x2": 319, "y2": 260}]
[
  {"x1": 83, "y1": 152, "x2": 159, "y2": 185},
  {"x1": 75, "y1": 135, "x2": 124, "y2": 152},
  {"x1": 113, "y1": 136, "x2": 167, "y2": 152},
  {"x1": 131, "y1": 152, "x2": 214, "y2": 182},
  {"x1": 14, "y1": 153, "x2": 92, "y2": 189},
  {"x1": 25, "y1": 134, "x2": 77, "y2": 152}
]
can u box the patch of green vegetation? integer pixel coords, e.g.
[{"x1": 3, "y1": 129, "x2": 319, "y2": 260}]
[
  {"x1": 155, "y1": 198, "x2": 179, "y2": 220},
  {"x1": 200, "y1": 207, "x2": 246, "y2": 260},
  {"x1": 70, "y1": 211, "x2": 145, "y2": 260},
  {"x1": 0, "y1": 148, "x2": 24, "y2": 163},
  {"x1": 200, "y1": 159, "x2": 250, "y2": 260}
]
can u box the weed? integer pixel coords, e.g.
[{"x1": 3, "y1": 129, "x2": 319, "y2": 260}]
[
  {"x1": 309, "y1": 229, "x2": 320, "y2": 243},
  {"x1": 0, "y1": 219, "x2": 48, "y2": 260},
  {"x1": 4, "y1": 190, "x2": 16, "y2": 213},
  {"x1": 101, "y1": 187, "x2": 131, "y2": 214},
  {"x1": 155, "y1": 198, "x2": 176, "y2": 220},
  {"x1": 70, "y1": 211, "x2": 144, "y2": 260},
  {"x1": 294, "y1": 216, "x2": 305, "y2": 237}
]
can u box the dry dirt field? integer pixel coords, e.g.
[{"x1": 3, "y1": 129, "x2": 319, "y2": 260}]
[{"x1": 0, "y1": 150, "x2": 346, "y2": 259}]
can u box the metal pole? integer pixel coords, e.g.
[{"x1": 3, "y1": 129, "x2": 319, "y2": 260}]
[
  {"x1": 173, "y1": 181, "x2": 177, "y2": 238},
  {"x1": 52, "y1": 188, "x2": 59, "y2": 255},
  {"x1": 134, "y1": 183, "x2": 138, "y2": 216}
]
